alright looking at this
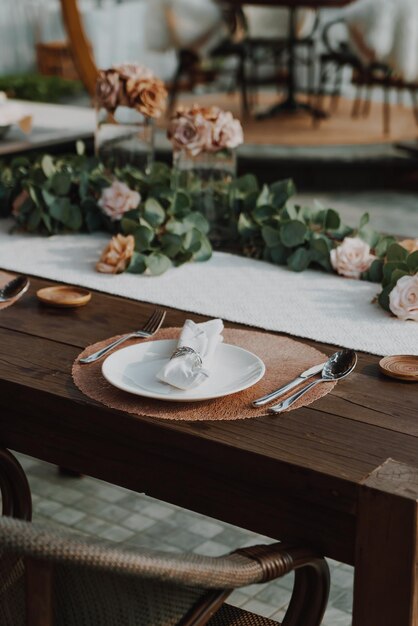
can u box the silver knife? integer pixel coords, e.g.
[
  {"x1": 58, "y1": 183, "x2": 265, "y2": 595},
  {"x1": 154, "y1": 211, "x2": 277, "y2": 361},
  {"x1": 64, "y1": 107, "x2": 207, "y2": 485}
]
[{"x1": 252, "y1": 362, "x2": 326, "y2": 407}]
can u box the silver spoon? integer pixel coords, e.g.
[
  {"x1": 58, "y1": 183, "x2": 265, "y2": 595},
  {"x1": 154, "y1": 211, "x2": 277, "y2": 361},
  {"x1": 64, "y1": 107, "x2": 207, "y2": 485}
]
[
  {"x1": 268, "y1": 349, "x2": 357, "y2": 414},
  {"x1": 0, "y1": 275, "x2": 30, "y2": 303}
]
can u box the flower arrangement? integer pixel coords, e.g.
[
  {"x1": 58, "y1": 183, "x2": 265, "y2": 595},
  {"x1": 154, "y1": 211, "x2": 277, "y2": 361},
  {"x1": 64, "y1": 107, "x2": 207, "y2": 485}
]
[
  {"x1": 96, "y1": 63, "x2": 167, "y2": 118},
  {"x1": 167, "y1": 105, "x2": 244, "y2": 156},
  {"x1": 0, "y1": 150, "x2": 416, "y2": 321}
]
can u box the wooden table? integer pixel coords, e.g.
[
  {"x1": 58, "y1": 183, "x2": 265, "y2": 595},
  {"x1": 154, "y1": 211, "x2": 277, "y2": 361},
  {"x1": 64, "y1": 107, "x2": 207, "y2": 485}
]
[
  {"x1": 0, "y1": 101, "x2": 94, "y2": 157},
  {"x1": 0, "y1": 274, "x2": 417, "y2": 625}
]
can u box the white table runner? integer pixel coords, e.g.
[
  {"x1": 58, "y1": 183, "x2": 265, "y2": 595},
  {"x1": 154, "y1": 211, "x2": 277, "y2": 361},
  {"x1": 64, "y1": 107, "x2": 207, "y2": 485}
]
[{"x1": 0, "y1": 221, "x2": 416, "y2": 356}]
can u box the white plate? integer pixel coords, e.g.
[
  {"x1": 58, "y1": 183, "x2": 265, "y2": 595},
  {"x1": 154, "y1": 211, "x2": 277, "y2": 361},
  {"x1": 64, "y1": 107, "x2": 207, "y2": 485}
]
[{"x1": 102, "y1": 339, "x2": 265, "y2": 402}]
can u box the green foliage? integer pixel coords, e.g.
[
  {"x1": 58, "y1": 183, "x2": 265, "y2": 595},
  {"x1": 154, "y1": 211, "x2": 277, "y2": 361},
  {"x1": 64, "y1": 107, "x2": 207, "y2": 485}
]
[
  {"x1": 0, "y1": 74, "x2": 84, "y2": 103},
  {"x1": 0, "y1": 150, "x2": 415, "y2": 312}
]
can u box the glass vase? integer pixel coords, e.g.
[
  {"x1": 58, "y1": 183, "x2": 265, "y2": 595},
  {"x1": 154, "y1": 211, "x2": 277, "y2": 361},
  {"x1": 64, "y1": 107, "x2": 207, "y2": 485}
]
[
  {"x1": 172, "y1": 149, "x2": 237, "y2": 247},
  {"x1": 95, "y1": 106, "x2": 154, "y2": 173}
]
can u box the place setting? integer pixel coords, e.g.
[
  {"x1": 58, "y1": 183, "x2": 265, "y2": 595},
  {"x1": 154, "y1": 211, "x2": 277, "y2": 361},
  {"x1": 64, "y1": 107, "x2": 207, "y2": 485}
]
[{"x1": 73, "y1": 310, "x2": 357, "y2": 421}]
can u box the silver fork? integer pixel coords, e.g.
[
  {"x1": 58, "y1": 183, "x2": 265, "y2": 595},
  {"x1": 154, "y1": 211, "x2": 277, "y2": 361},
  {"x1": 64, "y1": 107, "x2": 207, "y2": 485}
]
[{"x1": 79, "y1": 308, "x2": 166, "y2": 364}]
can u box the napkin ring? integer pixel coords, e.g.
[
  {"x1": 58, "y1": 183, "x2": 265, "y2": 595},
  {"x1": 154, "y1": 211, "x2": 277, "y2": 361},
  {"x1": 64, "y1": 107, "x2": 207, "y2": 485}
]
[{"x1": 170, "y1": 346, "x2": 203, "y2": 368}]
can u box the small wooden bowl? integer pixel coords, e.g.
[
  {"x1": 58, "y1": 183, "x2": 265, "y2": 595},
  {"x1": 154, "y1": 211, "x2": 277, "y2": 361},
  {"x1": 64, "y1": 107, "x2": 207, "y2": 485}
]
[
  {"x1": 379, "y1": 355, "x2": 418, "y2": 382},
  {"x1": 36, "y1": 285, "x2": 91, "y2": 308}
]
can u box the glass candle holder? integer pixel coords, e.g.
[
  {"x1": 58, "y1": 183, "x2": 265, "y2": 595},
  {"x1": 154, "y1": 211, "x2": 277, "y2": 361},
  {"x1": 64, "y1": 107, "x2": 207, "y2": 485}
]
[
  {"x1": 95, "y1": 106, "x2": 154, "y2": 173},
  {"x1": 172, "y1": 148, "x2": 237, "y2": 247}
]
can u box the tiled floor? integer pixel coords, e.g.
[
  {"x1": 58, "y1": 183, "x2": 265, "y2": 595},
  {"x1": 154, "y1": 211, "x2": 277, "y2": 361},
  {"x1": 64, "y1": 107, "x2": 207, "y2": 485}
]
[{"x1": 15, "y1": 452, "x2": 353, "y2": 625}]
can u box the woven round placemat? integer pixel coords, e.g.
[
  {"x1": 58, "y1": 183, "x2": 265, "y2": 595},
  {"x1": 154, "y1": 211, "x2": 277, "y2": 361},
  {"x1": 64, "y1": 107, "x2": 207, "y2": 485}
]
[{"x1": 72, "y1": 328, "x2": 336, "y2": 421}]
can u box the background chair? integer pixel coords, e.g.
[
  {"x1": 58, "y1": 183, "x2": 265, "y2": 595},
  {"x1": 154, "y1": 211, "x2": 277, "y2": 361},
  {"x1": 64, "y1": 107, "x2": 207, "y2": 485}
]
[
  {"x1": 0, "y1": 448, "x2": 330, "y2": 626},
  {"x1": 316, "y1": 18, "x2": 418, "y2": 134}
]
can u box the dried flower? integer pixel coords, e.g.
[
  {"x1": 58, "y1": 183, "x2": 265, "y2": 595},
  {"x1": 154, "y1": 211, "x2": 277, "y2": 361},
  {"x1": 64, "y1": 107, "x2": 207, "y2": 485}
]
[
  {"x1": 95, "y1": 69, "x2": 121, "y2": 112},
  {"x1": 116, "y1": 63, "x2": 153, "y2": 81},
  {"x1": 168, "y1": 110, "x2": 212, "y2": 156},
  {"x1": 168, "y1": 105, "x2": 243, "y2": 156},
  {"x1": 96, "y1": 234, "x2": 135, "y2": 274},
  {"x1": 126, "y1": 77, "x2": 167, "y2": 118},
  {"x1": 330, "y1": 237, "x2": 376, "y2": 279},
  {"x1": 98, "y1": 181, "x2": 140, "y2": 222},
  {"x1": 96, "y1": 64, "x2": 167, "y2": 117},
  {"x1": 399, "y1": 238, "x2": 418, "y2": 255},
  {"x1": 389, "y1": 274, "x2": 418, "y2": 322}
]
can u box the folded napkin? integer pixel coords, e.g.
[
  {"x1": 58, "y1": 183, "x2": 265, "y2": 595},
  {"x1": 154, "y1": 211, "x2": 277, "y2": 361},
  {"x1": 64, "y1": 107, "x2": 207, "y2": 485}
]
[{"x1": 157, "y1": 319, "x2": 224, "y2": 390}]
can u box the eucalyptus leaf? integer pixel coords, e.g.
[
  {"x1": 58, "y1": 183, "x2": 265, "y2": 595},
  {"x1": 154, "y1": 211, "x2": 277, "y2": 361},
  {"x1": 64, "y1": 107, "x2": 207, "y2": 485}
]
[
  {"x1": 127, "y1": 251, "x2": 147, "y2": 274},
  {"x1": 386, "y1": 243, "x2": 408, "y2": 263},
  {"x1": 378, "y1": 285, "x2": 392, "y2": 312},
  {"x1": 407, "y1": 250, "x2": 418, "y2": 272},
  {"x1": 50, "y1": 172, "x2": 72, "y2": 196},
  {"x1": 134, "y1": 225, "x2": 154, "y2": 250},
  {"x1": 121, "y1": 218, "x2": 140, "y2": 235},
  {"x1": 269, "y1": 243, "x2": 288, "y2": 265},
  {"x1": 145, "y1": 252, "x2": 172, "y2": 276},
  {"x1": 183, "y1": 228, "x2": 203, "y2": 253},
  {"x1": 287, "y1": 247, "x2": 312, "y2": 272},
  {"x1": 375, "y1": 236, "x2": 397, "y2": 258},
  {"x1": 256, "y1": 184, "x2": 271, "y2": 207},
  {"x1": 144, "y1": 197, "x2": 165, "y2": 227},
  {"x1": 359, "y1": 212, "x2": 369, "y2": 228},
  {"x1": 270, "y1": 179, "x2": 295, "y2": 209},
  {"x1": 161, "y1": 233, "x2": 183, "y2": 257},
  {"x1": 41, "y1": 155, "x2": 55, "y2": 178},
  {"x1": 183, "y1": 212, "x2": 210, "y2": 235},
  {"x1": 252, "y1": 205, "x2": 275, "y2": 225},
  {"x1": 193, "y1": 234, "x2": 212, "y2": 262},
  {"x1": 261, "y1": 225, "x2": 281, "y2": 247},
  {"x1": 280, "y1": 220, "x2": 308, "y2": 247},
  {"x1": 238, "y1": 213, "x2": 257, "y2": 238}
]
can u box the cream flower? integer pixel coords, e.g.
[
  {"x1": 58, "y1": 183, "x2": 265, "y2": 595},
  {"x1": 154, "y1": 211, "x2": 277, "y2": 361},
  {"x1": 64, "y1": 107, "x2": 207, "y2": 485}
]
[
  {"x1": 96, "y1": 234, "x2": 135, "y2": 274},
  {"x1": 389, "y1": 274, "x2": 418, "y2": 322},
  {"x1": 98, "y1": 181, "x2": 140, "y2": 221},
  {"x1": 212, "y1": 111, "x2": 244, "y2": 150},
  {"x1": 330, "y1": 237, "x2": 376, "y2": 279}
]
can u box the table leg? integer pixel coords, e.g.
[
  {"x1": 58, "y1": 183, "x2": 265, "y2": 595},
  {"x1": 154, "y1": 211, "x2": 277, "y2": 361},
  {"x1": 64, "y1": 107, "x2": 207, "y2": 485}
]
[
  {"x1": 257, "y1": 8, "x2": 327, "y2": 121},
  {"x1": 353, "y1": 459, "x2": 418, "y2": 626}
]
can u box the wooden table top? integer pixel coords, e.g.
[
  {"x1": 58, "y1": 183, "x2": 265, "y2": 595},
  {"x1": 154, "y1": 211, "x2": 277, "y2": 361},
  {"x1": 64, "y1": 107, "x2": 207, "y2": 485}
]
[{"x1": 0, "y1": 273, "x2": 416, "y2": 570}]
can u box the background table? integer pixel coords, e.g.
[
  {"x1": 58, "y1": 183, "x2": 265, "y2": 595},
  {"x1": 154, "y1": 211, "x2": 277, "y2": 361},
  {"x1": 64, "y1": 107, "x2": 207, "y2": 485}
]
[
  {"x1": 0, "y1": 101, "x2": 94, "y2": 157},
  {"x1": 0, "y1": 274, "x2": 417, "y2": 626},
  {"x1": 226, "y1": 0, "x2": 356, "y2": 119}
]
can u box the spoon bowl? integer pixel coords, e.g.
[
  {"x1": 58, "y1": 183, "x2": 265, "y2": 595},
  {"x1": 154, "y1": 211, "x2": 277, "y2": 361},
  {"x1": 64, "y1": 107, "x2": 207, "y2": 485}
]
[
  {"x1": 269, "y1": 349, "x2": 357, "y2": 414},
  {"x1": 0, "y1": 275, "x2": 30, "y2": 302},
  {"x1": 321, "y1": 349, "x2": 358, "y2": 381}
]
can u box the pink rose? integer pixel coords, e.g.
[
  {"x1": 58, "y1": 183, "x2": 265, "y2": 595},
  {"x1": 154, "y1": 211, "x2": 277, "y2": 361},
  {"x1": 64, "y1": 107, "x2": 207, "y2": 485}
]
[
  {"x1": 212, "y1": 111, "x2": 244, "y2": 151},
  {"x1": 330, "y1": 237, "x2": 376, "y2": 279},
  {"x1": 98, "y1": 181, "x2": 140, "y2": 221},
  {"x1": 389, "y1": 274, "x2": 418, "y2": 322},
  {"x1": 168, "y1": 113, "x2": 212, "y2": 157}
]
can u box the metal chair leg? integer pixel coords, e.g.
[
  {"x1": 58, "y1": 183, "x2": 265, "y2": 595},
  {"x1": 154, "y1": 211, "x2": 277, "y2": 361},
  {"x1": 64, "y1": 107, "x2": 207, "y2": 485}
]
[{"x1": 383, "y1": 84, "x2": 391, "y2": 135}]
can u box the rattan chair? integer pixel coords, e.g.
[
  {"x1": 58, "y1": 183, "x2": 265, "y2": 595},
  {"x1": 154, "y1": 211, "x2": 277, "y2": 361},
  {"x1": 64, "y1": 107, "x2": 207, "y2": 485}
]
[{"x1": 0, "y1": 448, "x2": 330, "y2": 626}]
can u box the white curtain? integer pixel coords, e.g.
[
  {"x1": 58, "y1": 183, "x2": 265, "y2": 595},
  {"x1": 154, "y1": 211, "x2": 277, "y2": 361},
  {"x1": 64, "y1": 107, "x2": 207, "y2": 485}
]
[{"x1": 0, "y1": 0, "x2": 177, "y2": 80}]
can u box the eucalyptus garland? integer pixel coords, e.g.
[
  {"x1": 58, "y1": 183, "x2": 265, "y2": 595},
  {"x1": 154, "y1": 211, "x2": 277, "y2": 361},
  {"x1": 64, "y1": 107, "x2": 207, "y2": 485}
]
[{"x1": 0, "y1": 148, "x2": 417, "y2": 321}]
